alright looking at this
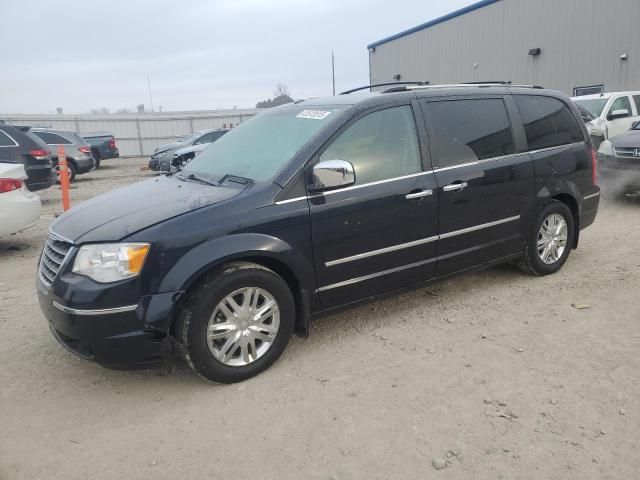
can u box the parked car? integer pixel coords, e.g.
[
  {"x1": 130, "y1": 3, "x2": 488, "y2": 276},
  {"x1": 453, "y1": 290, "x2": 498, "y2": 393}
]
[
  {"x1": 0, "y1": 163, "x2": 42, "y2": 237},
  {"x1": 80, "y1": 132, "x2": 119, "y2": 168},
  {"x1": 31, "y1": 128, "x2": 95, "y2": 182},
  {"x1": 572, "y1": 91, "x2": 640, "y2": 146},
  {"x1": 574, "y1": 103, "x2": 596, "y2": 136},
  {"x1": 148, "y1": 129, "x2": 228, "y2": 171},
  {"x1": 0, "y1": 124, "x2": 53, "y2": 191},
  {"x1": 597, "y1": 120, "x2": 640, "y2": 195},
  {"x1": 37, "y1": 84, "x2": 599, "y2": 383},
  {"x1": 170, "y1": 140, "x2": 222, "y2": 170}
]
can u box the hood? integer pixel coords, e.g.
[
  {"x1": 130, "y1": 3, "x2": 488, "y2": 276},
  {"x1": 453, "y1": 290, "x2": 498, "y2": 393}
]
[
  {"x1": 154, "y1": 141, "x2": 184, "y2": 154},
  {"x1": 610, "y1": 129, "x2": 640, "y2": 148},
  {"x1": 174, "y1": 143, "x2": 209, "y2": 156},
  {"x1": 51, "y1": 175, "x2": 242, "y2": 243}
]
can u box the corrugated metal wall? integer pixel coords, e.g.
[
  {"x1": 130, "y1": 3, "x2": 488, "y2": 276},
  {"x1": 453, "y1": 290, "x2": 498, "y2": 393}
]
[
  {"x1": 369, "y1": 0, "x2": 640, "y2": 95},
  {"x1": 1, "y1": 109, "x2": 257, "y2": 157}
]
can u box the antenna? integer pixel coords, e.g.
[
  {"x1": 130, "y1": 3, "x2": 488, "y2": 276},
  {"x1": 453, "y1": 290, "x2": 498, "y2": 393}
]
[
  {"x1": 331, "y1": 51, "x2": 336, "y2": 96},
  {"x1": 147, "y1": 75, "x2": 155, "y2": 113}
]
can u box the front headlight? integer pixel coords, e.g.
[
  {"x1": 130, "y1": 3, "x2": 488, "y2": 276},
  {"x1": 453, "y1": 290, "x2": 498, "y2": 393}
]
[{"x1": 72, "y1": 243, "x2": 150, "y2": 283}]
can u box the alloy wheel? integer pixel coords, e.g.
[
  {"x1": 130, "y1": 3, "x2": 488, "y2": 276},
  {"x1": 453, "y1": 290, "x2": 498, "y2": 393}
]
[
  {"x1": 537, "y1": 213, "x2": 568, "y2": 265},
  {"x1": 206, "y1": 287, "x2": 280, "y2": 367}
]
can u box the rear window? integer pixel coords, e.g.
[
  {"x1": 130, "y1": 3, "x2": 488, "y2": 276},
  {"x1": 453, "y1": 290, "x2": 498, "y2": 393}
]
[
  {"x1": 425, "y1": 98, "x2": 516, "y2": 168},
  {"x1": 0, "y1": 130, "x2": 17, "y2": 146},
  {"x1": 515, "y1": 96, "x2": 584, "y2": 151}
]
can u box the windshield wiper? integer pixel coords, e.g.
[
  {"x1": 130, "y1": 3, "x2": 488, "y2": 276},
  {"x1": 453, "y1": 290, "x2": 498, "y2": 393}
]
[
  {"x1": 218, "y1": 174, "x2": 254, "y2": 186},
  {"x1": 178, "y1": 172, "x2": 218, "y2": 186}
]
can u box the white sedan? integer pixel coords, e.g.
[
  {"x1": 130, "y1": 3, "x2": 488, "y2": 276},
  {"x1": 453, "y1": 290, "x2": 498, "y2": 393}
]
[{"x1": 0, "y1": 163, "x2": 42, "y2": 237}]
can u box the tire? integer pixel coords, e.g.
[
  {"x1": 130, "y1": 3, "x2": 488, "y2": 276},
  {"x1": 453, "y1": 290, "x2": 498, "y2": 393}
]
[
  {"x1": 176, "y1": 262, "x2": 295, "y2": 383},
  {"x1": 92, "y1": 150, "x2": 101, "y2": 169},
  {"x1": 55, "y1": 161, "x2": 76, "y2": 184},
  {"x1": 67, "y1": 162, "x2": 76, "y2": 182},
  {"x1": 520, "y1": 200, "x2": 575, "y2": 276}
]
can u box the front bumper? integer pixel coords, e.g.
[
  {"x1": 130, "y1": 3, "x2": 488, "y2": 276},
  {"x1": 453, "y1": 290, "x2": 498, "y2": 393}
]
[
  {"x1": 37, "y1": 277, "x2": 181, "y2": 368},
  {"x1": 598, "y1": 154, "x2": 640, "y2": 191}
]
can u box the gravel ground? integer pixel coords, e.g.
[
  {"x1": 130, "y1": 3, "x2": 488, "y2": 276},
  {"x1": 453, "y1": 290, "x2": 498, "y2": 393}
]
[{"x1": 1, "y1": 158, "x2": 638, "y2": 480}]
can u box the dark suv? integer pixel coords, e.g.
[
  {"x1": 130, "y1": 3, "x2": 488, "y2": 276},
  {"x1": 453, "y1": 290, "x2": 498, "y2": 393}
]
[
  {"x1": 36, "y1": 84, "x2": 600, "y2": 383},
  {"x1": 0, "y1": 124, "x2": 53, "y2": 191}
]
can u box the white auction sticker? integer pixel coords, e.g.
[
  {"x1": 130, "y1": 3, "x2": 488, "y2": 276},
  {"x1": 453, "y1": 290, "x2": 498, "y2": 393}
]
[{"x1": 296, "y1": 110, "x2": 332, "y2": 120}]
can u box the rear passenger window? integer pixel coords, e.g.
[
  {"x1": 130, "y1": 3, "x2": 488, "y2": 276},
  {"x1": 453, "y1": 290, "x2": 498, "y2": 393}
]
[
  {"x1": 320, "y1": 106, "x2": 421, "y2": 185},
  {"x1": 33, "y1": 132, "x2": 72, "y2": 145},
  {"x1": 515, "y1": 96, "x2": 584, "y2": 150},
  {"x1": 426, "y1": 98, "x2": 515, "y2": 168},
  {"x1": 0, "y1": 131, "x2": 17, "y2": 146}
]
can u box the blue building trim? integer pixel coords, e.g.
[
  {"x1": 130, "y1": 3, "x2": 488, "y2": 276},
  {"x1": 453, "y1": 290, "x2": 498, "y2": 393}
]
[{"x1": 367, "y1": 0, "x2": 502, "y2": 50}]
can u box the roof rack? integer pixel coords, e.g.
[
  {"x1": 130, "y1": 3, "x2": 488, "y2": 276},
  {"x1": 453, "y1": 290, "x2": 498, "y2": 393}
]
[
  {"x1": 340, "y1": 81, "x2": 429, "y2": 95},
  {"x1": 380, "y1": 82, "x2": 544, "y2": 93}
]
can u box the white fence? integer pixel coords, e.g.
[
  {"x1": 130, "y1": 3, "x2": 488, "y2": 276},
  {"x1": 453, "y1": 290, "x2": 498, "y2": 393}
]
[{"x1": 1, "y1": 109, "x2": 258, "y2": 157}]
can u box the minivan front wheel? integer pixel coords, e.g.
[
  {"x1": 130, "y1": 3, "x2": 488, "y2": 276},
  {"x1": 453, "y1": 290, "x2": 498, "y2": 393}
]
[
  {"x1": 176, "y1": 262, "x2": 295, "y2": 383},
  {"x1": 521, "y1": 201, "x2": 575, "y2": 276}
]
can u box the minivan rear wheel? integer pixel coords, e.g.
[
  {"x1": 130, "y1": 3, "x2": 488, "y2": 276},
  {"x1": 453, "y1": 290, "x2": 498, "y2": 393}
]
[
  {"x1": 520, "y1": 201, "x2": 574, "y2": 276},
  {"x1": 176, "y1": 262, "x2": 295, "y2": 383}
]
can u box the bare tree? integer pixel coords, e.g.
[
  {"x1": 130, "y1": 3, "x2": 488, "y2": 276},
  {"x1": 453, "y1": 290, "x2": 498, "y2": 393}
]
[
  {"x1": 256, "y1": 84, "x2": 294, "y2": 108},
  {"x1": 90, "y1": 107, "x2": 110, "y2": 114},
  {"x1": 273, "y1": 83, "x2": 290, "y2": 98}
]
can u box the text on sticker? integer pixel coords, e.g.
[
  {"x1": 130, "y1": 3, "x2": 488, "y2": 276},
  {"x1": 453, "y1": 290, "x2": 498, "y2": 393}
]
[{"x1": 296, "y1": 110, "x2": 332, "y2": 120}]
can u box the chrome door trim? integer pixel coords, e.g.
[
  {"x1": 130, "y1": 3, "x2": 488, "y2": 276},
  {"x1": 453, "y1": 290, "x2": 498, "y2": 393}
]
[
  {"x1": 439, "y1": 215, "x2": 520, "y2": 239},
  {"x1": 325, "y1": 235, "x2": 438, "y2": 267},
  {"x1": 584, "y1": 192, "x2": 600, "y2": 200},
  {"x1": 405, "y1": 189, "x2": 433, "y2": 199},
  {"x1": 276, "y1": 171, "x2": 434, "y2": 205},
  {"x1": 431, "y1": 145, "x2": 584, "y2": 173},
  {"x1": 52, "y1": 301, "x2": 139, "y2": 316},
  {"x1": 318, "y1": 258, "x2": 436, "y2": 292},
  {"x1": 274, "y1": 196, "x2": 308, "y2": 205},
  {"x1": 320, "y1": 171, "x2": 433, "y2": 196}
]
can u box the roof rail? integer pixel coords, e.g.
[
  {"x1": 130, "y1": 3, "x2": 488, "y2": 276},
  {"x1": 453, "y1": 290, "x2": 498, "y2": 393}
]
[
  {"x1": 340, "y1": 81, "x2": 429, "y2": 95},
  {"x1": 381, "y1": 82, "x2": 545, "y2": 93}
]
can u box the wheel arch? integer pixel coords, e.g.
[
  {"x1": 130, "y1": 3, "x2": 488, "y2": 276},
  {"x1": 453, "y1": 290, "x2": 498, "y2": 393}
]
[{"x1": 160, "y1": 234, "x2": 314, "y2": 338}]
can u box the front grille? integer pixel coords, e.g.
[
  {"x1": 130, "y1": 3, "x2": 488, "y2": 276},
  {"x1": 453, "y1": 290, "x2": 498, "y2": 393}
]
[
  {"x1": 614, "y1": 147, "x2": 640, "y2": 159},
  {"x1": 39, "y1": 234, "x2": 73, "y2": 287}
]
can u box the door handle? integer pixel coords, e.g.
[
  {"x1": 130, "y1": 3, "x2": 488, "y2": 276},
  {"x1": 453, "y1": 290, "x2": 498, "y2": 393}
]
[
  {"x1": 443, "y1": 181, "x2": 468, "y2": 192},
  {"x1": 405, "y1": 189, "x2": 433, "y2": 200}
]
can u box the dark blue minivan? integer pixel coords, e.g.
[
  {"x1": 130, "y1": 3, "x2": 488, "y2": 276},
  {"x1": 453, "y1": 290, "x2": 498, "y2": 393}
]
[{"x1": 37, "y1": 84, "x2": 600, "y2": 383}]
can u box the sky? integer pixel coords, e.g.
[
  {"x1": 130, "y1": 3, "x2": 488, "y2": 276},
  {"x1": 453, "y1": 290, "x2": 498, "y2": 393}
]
[{"x1": 0, "y1": 0, "x2": 475, "y2": 114}]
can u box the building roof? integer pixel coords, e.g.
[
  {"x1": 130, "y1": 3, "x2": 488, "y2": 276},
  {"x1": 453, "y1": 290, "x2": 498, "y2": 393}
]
[{"x1": 367, "y1": 0, "x2": 501, "y2": 50}]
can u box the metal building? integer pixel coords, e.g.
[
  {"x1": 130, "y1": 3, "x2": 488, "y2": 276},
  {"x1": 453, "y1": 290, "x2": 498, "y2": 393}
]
[{"x1": 367, "y1": 0, "x2": 640, "y2": 96}]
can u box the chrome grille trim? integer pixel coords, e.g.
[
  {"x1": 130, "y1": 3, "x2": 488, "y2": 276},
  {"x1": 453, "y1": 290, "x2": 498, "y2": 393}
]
[{"x1": 38, "y1": 234, "x2": 74, "y2": 288}]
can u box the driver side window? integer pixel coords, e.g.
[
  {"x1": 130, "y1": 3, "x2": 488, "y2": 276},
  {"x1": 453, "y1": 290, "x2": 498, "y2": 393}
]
[
  {"x1": 609, "y1": 96, "x2": 631, "y2": 117},
  {"x1": 319, "y1": 106, "x2": 421, "y2": 186}
]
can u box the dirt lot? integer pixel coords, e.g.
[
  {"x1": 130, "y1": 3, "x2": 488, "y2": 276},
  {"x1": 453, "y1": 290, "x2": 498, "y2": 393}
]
[{"x1": 0, "y1": 158, "x2": 638, "y2": 480}]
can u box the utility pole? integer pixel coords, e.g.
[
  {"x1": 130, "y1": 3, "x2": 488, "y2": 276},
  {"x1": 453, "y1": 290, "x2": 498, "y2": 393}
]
[
  {"x1": 147, "y1": 75, "x2": 155, "y2": 113},
  {"x1": 331, "y1": 51, "x2": 336, "y2": 96}
]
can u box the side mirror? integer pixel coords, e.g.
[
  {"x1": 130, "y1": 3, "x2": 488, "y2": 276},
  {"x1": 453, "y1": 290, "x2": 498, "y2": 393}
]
[
  {"x1": 608, "y1": 109, "x2": 630, "y2": 120},
  {"x1": 309, "y1": 159, "x2": 355, "y2": 192}
]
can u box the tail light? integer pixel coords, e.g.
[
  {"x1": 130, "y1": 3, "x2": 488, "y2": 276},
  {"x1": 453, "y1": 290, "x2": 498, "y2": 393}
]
[
  {"x1": 79, "y1": 146, "x2": 91, "y2": 154},
  {"x1": 108, "y1": 138, "x2": 116, "y2": 149},
  {"x1": 590, "y1": 147, "x2": 598, "y2": 185},
  {"x1": 30, "y1": 149, "x2": 51, "y2": 160},
  {"x1": 0, "y1": 178, "x2": 23, "y2": 193}
]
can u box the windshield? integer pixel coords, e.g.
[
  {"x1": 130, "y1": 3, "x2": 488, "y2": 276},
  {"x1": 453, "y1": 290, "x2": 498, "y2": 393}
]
[
  {"x1": 182, "y1": 106, "x2": 343, "y2": 182},
  {"x1": 573, "y1": 98, "x2": 608, "y2": 117}
]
